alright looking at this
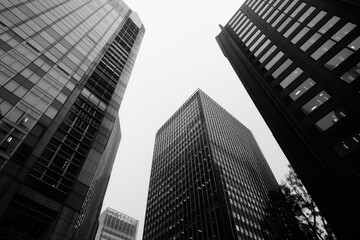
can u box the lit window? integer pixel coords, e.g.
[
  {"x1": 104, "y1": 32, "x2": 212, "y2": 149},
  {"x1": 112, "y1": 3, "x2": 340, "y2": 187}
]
[
  {"x1": 254, "y1": 39, "x2": 271, "y2": 57},
  {"x1": 284, "y1": 22, "x2": 300, "y2": 38},
  {"x1": 333, "y1": 130, "x2": 360, "y2": 157},
  {"x1": 245, "y1": 29, "x2": 261, "y2": 47},
  {"x1": 291, "y1": 27, "x2": 310, "y2": 44},
  {"x1": 298, "y1": 6, "x2": 316, "y2": 23},
  {"x1": 307, "y1": 11, "x2": 327, "y2": 28},
  {"x1": 301, "y1": 90, "x2": 331, "y2": 114},
  {"x1": 318, "y1": 16, "x2": 340, "y2": 34},
  {"x1": 265, "y1": 51, "x2": 284, "y2": 70},
  {"x1": 284, "y1": 0, "x2": 298, "y2": 14},
  {"x1": 347, "y1": 36, "x2": 360, "y2": 51},
  {"x1": 331, "y1": 22, "x2": 356, "y2": 42},
  {"x1": 242, "y1": 25, "x2": 256, "y2": 42},
  {"x1": 340, "y1": 62, "x2": 360, "y2": 84},
  {"x1": 278, "y1": 0, "x2": 289, "y2": 10},
  {"x1": 262, "y1": 6, "x2": 274, "y2": 20},
  {"x1": 290, "y1": 2, "x2": 306, "y2": 17},
  {"x1": 280, "y1": 67, "x2": 303, "y2": 88},
  {"x1": 289, "y1": 78, "x2": 316, "y2": 101},
  {"x1": 250, "y1": 34, "x2": 265, "y2": 52},
  {"x1": 300, "y1": 32, "x2": 321, "y2": 51},
  {"x1": 277, "y1": 17, "x2": 291, "y2": 32},
  {"x1": 310, "y1": 39, "x2": 336, "y2": 60},
  {"x1": 267, "y1": 10, "x2": 279, "y2": 24},
  {"x1": 259, "y1": 45, "x2": 277, "y2": 63},
  {"x1": 324, "y1": 48, "x2": 353, "y2": 70},
  {"x1": 315, "y1": 108, "x2": 347, "y2": 132},
  {"x1": 272, "y1": 59, "x2": 293, "y2": 78},
  {"x1": 271, "y1": 13, "x2": 284, "y2": 27}
]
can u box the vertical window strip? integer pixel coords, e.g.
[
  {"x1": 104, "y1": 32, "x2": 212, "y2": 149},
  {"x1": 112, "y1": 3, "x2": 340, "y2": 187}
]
[
  {"x1": 246, "y1": 29, "x2": 261, "y2": 47},
  {"x1": 231, "y1": 13, "x2": 244, "y2": 29},
  {"x1": 229, "y1": 10, "x2": 242, "y2": 26}
]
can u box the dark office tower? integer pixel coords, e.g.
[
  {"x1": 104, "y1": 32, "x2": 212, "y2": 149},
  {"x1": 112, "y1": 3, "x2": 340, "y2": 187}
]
[
  {"x1": 143, "y1": 89, "x2": 300, "y2": 240},
  {"x1": 95, "y1": 208, "x2": 139, "y2": 240},
  {"x1": 216, "y1": 0, "x2": 360, "y2": 238},
  {"x1": 0, "y1": 1, "x2": 144, "y2": 239}
]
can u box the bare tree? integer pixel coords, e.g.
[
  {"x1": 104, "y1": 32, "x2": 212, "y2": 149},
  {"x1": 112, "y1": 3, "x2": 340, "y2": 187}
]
[{"x1": 281, "y1": 165, "x2": 336, "y2": 240}]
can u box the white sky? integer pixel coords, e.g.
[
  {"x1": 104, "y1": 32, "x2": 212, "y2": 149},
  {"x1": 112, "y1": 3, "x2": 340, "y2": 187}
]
[{"x1": 102, "y1": 0, "x2": 290, "y2": 238}]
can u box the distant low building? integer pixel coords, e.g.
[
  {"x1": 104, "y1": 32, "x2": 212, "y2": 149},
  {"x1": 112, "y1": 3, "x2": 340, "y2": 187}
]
[{"x1": 95, "y1": 208, "x2": 139, "y2": 240}]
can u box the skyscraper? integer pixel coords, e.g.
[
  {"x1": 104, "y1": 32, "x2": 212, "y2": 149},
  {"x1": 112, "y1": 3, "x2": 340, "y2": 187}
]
[
  {"x1": 95, "y1": 207, "x2": 139, "y2": 240},
  {"x1": 0, "y1": 1, "x2": 144, "y2": 239},
  {"x1": 143, "y1": 89, "x2": 300, "y2": 240},
  {"x1": 216, "y1": 0, "x2": 359, "y2": 238}
]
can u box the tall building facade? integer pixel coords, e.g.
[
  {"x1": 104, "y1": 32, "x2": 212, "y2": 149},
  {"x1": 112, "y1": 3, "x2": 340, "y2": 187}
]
[
  {"x1": 216, "y1": 0, "x2": 360, "y2": 238},
  {"x1": 95, "y1": 208, "x2": 139, "y2": 240},
  {"x1": 0, "y1": 1, "x2": 144, "y2": 239},
  {"x1": 143, "y1": 90, "x2": 302, "y2": 240}
]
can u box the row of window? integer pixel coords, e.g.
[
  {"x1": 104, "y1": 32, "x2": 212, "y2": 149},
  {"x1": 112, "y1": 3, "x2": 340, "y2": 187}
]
[
  {"x1": 244, "y1": 0, "x2": 360, "y2": 82},
  {"x1": 229, "y1": 4, "x2": 354, "y2": 132}
]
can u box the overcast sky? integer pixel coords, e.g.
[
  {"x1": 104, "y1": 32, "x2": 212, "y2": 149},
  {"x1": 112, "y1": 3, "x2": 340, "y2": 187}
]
[{"x1": 102, "y1": 0, "x2": 290, "y2": 238}]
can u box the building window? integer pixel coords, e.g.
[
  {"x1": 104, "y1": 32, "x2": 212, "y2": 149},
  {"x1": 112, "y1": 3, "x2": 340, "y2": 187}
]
[
  {"x1": 259, "y1": 45, "x2": 277, "y2": 63},
  {"x1": 289, "y1": 78, "x2": 316, "y2": 101},
  {"x1": 333, "y1": 130, "x2": 360, "y2": 157},
  {"x1": 318, "y1": 16, "x2": 341, "y2": 34},
  {"x1": 254, "y1": 39, "x2": 270, "y2": 57},
  {"x1": 331, "y1": 22, "x2": 356, "y2": 42},
  {"x1": 249, "y1": 34, "x2": 265, "y2": 52},
  {"x1": 324, "y1": 48, "x2": 353, "y2": 70},
  {"x1": 272, "y1": 59, "x2": 293, "y2": 78},
  {"x1": 265, "y1": 51, "x2": 284, "y2": 70},
  {"x1": 291, "y1": 27, "x2": 310, "y2": 44},
  {"x1": 301, "y1": 32, "x2": 321, "y2": 51},
  {"x1": 310, "y1": 39, "x2": 336, "y2": 60},
  {"x1": 245, "y1": 29, "x2": 261, "y2": 47},
  {"x1": 324, "y1": 35, "x2": 360, "y2": 70},
  {"x1": 307, "y1": 11, "x2": 327, "y2": 28},
  {"x1": 284, "y1": 22, "x2": 300, "y2": 38},
  {"x1": 301, "y1": 90, "x2": 331, "y2": 114},
  {"x1": 280, "y1": 67, "x2": 303, "y2": 88},
  {"x1": 340, "y1": 62, "x2": 360, "y2": 83},
  {"x1": 315, "y1": 108, "x2": 347, "y2": 132}
]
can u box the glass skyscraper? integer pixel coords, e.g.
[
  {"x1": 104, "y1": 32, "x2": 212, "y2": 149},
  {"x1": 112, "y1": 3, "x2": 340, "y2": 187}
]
[
  {"x1": 95, "y1": 208, "x2": 139, "y2": 240},
  {"x1": 0, "y1": 1, "x2": 144, "y2": 239},
  {"x1": 143, "y1": 90, "x2": 300, "y2": 240},
  {"x1": 216, "y1": 0, "x2": 359, "y2": 238}
]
